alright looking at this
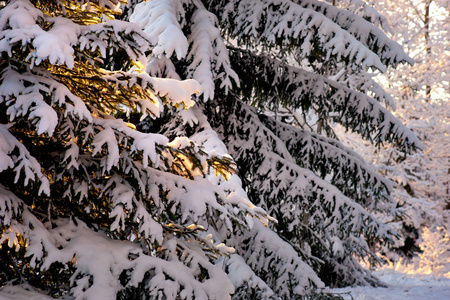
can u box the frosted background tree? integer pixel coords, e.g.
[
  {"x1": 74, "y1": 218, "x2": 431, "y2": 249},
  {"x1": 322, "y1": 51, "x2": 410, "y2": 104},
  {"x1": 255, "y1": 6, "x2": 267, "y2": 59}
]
[{"x1": 0, "y1": 0, "x2": 429, "y2": 299}]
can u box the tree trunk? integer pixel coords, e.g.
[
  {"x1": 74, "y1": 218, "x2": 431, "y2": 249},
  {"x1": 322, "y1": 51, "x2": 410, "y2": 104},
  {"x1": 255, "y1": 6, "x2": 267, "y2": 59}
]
[{"x1": 424, "y1": 0, "x2": 432, "y2": 100}]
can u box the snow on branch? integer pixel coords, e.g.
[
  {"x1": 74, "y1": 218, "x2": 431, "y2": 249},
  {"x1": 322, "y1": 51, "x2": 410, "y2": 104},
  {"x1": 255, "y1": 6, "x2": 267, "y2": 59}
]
[
  {"x1": 79, "y1": 19, "x2": 150, "y2": 65},
  {"x1": 0, "y1": 64, "x2": 91, "y2": 136},
  {"x1": 0, "y1": 0, "x2": 150, "y2": 70},
  {"x1": 205, "y1": 96, "x2": 396, "y2": 256},
  {"x1": 149, "y1": 104, "x2": 271, "y2": 224},
  {"x1": 86, "y1": 128, "x2": 266, "y2": 234},
  {"x1": 7, "y1": 211, "x2": 235, "y2": 300},
  {"x1": 0, "y1": 0, "x2": 77, "y2": 68},
  {"x1": 219, "y1": 253, "x2": 276, "y2": 299},
  {"x1": 0, "y1": 184, "x2": 24, "y2": 229},
  {"x1": 130, "y1": 0, "x2": 189, "y2": 59},
  {"x1": 336, "y1": 68, "x2": 397, "y2": 110},
  {"x1": 37, "y1": 123, "x2": 265, "y2": 259},
  {"x1": 0, "y1": 63, "x2": 203, "y2": 181},
  {"x1": 229, "y1": 48, "x2": 424, "y2": 151},
  {"x1": 145, "y1": 55, "x2": 181, "y2": 80},
  {"x1": 54, "y1": 114, "x2": 265, "y2": 233},
  {"x1": 219, "y1": 0, "x2": 386, "y2": 71},
  {"x1": 49, "y1": 62, "x2": 200, "y2": 120},
  {"x1": 326, "y1": 250, "x2": 382, "y2": 286},
  {"x1": 293, "y1": 0, "x2": 412, "y2": 66},
  {"x1": 186, "y1": 6, "x2": 239, "y2": 100},
  {"x1": 0, "y1": 125, "x2": 51, "y2": 196},
  {"x1": 228, "y1": 221, "x2": 325, "y2": 297},
  {"x1": 335, "y1": 0, "x2": 394, "y2": 35},
  {"x1": 187, "y1": 105, "x2": 270, "y2": 223},
  {"x1": 130, "y1": 1, "x2": 239, "y2": 100},
  {"x1": 260, "y1": 114, "x2": 396, "y2": 211}
]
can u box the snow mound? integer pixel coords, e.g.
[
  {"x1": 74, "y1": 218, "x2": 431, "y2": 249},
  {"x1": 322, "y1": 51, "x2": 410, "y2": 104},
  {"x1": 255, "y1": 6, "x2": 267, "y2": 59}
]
[{"x1": 331, "y1": 269, "x2": 450, "y2": 300}]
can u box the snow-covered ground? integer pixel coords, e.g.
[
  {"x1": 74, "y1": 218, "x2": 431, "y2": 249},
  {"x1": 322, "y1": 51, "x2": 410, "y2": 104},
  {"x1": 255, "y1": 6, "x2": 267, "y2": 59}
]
[
  {"x1": 331, "y1": 269, "x2": 450, "y2": 300},
  {"x1": 1, "y1": 268, "x2": 449, "y2": 300}
]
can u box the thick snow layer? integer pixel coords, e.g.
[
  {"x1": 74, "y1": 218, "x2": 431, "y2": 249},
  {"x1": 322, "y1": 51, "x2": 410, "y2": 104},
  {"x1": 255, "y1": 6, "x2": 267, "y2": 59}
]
[
  {"x1": 331, "y1": 269, "x2": 450, "y2": 300},
  {"x1": 2, "y1": 268, "x2": 449, "y2": 300},
  {"x1": 0, "y1": 284, "x2": 57, "y2": 300},
  {"x1": 130, "y1": 0, "x2": 188, "y2": 59}
]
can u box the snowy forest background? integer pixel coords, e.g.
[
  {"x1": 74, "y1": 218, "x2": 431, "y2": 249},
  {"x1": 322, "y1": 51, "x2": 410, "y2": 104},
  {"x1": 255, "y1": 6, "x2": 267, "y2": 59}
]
[{"x1": 0, "y1": 0, "x2": 448, "y2": 299}]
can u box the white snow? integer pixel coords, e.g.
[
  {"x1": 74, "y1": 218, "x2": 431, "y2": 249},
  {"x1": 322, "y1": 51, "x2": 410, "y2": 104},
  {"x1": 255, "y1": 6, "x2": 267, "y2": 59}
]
[
  {"x1": 218, "y1": 254, "x2": 275, "y2": 298},
  {"x1": 152, "y1": 77, "x2": 200, "y2": 108},
  {"x1": 91, "y1": 126, "x2": 120, "y2": 171},
  {"x1": 331, "y1": 269, "x2": 450, "y2": 300},
  {"x1": 0, "y1": 124, "x2": 50, "y2": 196},
  {"x1": 2, "y1": 268, "x2": 449, "y2": 300},
  {"x1": 130, "y1": 0, "x2": 188, "y2": 59},
  {"x1": 0, "y1": 284, "x2": 56, "y2": 300},
  {"x1": 186, "y1": 7, "x2": 239, "y2": 100},
  {"x1": 225, "y1": 0, "x2": 388, "y2": 71}
]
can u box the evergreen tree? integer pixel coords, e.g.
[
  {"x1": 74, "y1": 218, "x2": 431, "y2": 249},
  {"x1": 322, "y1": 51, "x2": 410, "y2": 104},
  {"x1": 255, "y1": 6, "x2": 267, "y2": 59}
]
[
  {"x1": 335, "y1": 0, "x2": 449, "y2": 264},
  {"x1": 0, "y1": 0, "x2": 424, "y2": 299}
]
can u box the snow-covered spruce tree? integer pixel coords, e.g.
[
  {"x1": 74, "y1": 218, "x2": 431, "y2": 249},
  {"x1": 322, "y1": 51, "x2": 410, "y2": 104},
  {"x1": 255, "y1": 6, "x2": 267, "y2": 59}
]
[
  {"x1": 0, "y1": 0, "x2": 290, "y2": 299},
  {"x1": 126, "y1": 0, "x2": 424, "y2": 291},
  {"x1": 0, "y1": 1, "x2": 424, "y2": 300}
]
